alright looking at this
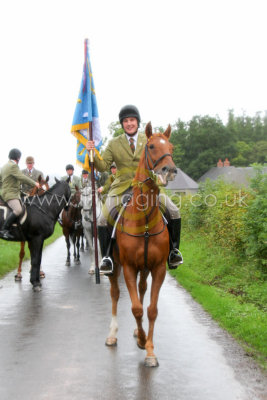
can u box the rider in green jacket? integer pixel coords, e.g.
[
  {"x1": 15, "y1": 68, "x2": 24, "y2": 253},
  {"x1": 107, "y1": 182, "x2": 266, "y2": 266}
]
[
  {"x1": 86, "y1": 105, "x2": 183, "y2": 274},
  {"x1": 0, "y1": 149, "x2": 39, "y2": 240}
]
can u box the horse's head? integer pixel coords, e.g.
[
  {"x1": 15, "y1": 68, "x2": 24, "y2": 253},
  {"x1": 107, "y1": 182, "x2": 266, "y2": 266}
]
[
  {"x1": 70, "y1": 187, "x2": 82, "y2": 208},
  {"x1": 80, "y1": 185, "x2": 93, "y2": 221},
  {"x1": 144, "y1": 122, "x2": 177, "y2": 186},
  {"x1": 29, "y1": 175, "x2": 50, "y2": 196}
]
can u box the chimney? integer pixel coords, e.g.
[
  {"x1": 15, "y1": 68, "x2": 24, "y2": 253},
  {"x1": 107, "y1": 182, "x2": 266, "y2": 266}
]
[
  {"x1": 217, "y1": 159, "x2": 223, "y2": 168},
  {"x1": 223, "y1": 158, "x2": 230, "y2": 167}
]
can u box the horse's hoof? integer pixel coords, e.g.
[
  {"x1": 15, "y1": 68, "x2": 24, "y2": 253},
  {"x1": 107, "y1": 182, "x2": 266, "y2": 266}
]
[
  {"x1": 66, "y1": 261, "x2": 70, "y2": 266},
  {"x1": 88, "y1": 269, "x2": 95, "y2": 274},
  {"x1": 33, "y1": 285, "x2": 42, "y2": 292},
  {"x1": 144, "y1": 356, "x2": 159, "y2": 368},
  {"x1": 40, "y1": 271, "x2": 45, "y2": 279},
  {"x1": 14, "y1": 274, "x2": 22, "y2": 282},
  {"x1": 75, "y1": 260, "x2": 81, "y2": 265},
  {"x1": 105, "y1": 337, "x2": 117, "y2": 346}
]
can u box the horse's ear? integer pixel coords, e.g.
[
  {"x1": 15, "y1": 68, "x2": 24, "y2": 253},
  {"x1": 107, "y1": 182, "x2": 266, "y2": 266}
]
[
  {"x1": 46, "y1": 175, "x2": 49, "y2": 183},
  {"x1": 163, "y1": 124, "x2": 171, "y2": 139},
  {"x1": 75, "y1": 185, "x2": 79, "y2": 191},
  {"x1": 145, "y1": 122, "x2": 153, "y2": 139},
  {"x1": 66, "y1": 177, "x2": 71, "y2": 183},
  {"x1": 55, "y1": 177, "x2": 59, "y2": 183},
  {"x1": 38, "y1": 175, "x2": 42, "y2": 183}
]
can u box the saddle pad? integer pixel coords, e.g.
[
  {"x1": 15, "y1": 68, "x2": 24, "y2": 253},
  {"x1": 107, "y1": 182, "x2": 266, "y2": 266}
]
[{"x1": 0, "y1": 205, "x2": 27, "y2": 225}]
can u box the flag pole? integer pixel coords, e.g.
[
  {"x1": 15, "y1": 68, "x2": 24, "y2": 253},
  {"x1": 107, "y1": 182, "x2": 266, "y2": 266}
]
[
  {"x1": 88, "y1": 122, "x2": 100, "y2": 284},
  {"x1": 85, "y1": 38, "x2": 100, "y2": 284}
]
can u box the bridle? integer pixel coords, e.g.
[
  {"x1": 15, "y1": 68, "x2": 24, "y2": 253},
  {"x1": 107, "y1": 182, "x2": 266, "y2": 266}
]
[{"x1": 144, "y1": 143, "x2": 173, "y2": 174}]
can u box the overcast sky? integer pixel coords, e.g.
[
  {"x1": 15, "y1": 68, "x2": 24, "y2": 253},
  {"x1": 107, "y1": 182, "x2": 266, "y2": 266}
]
[{"x1": 1, "y1": 0, "x2": 266, "y2": 178}]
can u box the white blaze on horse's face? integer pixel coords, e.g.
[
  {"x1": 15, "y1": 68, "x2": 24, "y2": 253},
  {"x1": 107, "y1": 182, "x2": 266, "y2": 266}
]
[{"x1": 151, "y1": 136, "x2": 177, "y2": 186}]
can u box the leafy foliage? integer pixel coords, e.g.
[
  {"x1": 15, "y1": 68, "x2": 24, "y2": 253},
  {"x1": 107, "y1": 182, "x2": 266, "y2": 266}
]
[
  {"x1": 169, "y1": 110, "x2": 267, "y2": 180},
  {"x1": 177, "y1": 169, "x2": 267, "y2": 268}
]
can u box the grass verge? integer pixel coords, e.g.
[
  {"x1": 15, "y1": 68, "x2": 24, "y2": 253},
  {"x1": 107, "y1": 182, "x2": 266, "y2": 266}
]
[
  {"x1": 0, "y1": 223, "x2": 63, "y2": 278},
  {"x1": 169, "y1": 230, "x2": 267, "y2": 370}
]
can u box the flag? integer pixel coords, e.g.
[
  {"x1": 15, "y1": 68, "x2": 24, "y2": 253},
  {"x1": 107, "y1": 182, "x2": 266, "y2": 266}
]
[{"x1": 71, "y1": 39, "x2": 102, "y2": 171}]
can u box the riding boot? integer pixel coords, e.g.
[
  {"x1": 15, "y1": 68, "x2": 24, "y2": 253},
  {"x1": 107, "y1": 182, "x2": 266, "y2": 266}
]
[
  {"x1": 0, "y1": 212, "x2": 18, "y2": 240},
  {"x1": 167, "y1": 218, "x2": 183, "y2": 269},
  {"x1": 98, "y1": 226, "x2": 114, "y2": 275}
]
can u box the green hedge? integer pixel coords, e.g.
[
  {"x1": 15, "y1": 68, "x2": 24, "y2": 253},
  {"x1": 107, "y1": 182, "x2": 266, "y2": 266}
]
[{"x1": 172, "y1": 167, "x2": 267, "y2": 267}]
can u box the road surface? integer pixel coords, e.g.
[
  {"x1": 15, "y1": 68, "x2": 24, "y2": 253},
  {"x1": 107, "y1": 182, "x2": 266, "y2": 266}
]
[{"x1": 0, "y1": 237, "x2": 266, "y2": 400}]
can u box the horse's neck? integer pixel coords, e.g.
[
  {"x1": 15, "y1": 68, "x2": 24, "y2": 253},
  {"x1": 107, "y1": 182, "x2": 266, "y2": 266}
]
[{"x1": 43, "y1": 187, "x2": 68, "y2": 215}]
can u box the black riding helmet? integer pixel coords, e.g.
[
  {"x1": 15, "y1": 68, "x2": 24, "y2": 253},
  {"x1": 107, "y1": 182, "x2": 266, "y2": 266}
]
[
  {"x1": 66, "y1": 164, "x2": 74, "y2": 170},
  {"x1": 9, "y1": 148, "x2": 21, "y2": 161},
  {"x1": 119, "y1": 105, "x2": 141, "y2": 127}
]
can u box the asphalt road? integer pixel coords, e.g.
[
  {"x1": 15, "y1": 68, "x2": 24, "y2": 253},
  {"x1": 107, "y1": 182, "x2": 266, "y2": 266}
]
[{"x1": 0, "y1": 237, "x2": 266, "y2": 400}]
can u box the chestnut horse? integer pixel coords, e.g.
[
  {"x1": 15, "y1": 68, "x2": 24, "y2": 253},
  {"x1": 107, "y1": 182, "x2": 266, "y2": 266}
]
[
  {"x1": 61, "y1": 187, "x2": 83, "y2": 266},
  {"x1": 14, "y1": 175, "x2": 49, "y2": 281},
  {"x1": 106, "y1": 122, "x2": 177, "y2": 367}
]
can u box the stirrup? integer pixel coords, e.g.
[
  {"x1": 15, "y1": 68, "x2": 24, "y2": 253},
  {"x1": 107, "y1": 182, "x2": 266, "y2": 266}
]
[
  {"x1": 100, "y1": 256, "x2": 114, "y2": 275},
  {"x1": 0, "y1": 230, "x2": 15, "y2": 240},
  {"x1": 168, "y1": 249, "x2": 183, "y2": 269}
]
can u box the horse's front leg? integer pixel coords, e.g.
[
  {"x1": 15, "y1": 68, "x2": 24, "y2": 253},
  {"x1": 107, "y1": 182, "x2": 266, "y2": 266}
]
[
  {"x1": 28, "y1": 237, "x2": 44, "y2": 292},
  {"x1": 80, "y1": 233, "x2": 84, "y2": 252},
  {"x1": 15, "y1": 241, "x2": 25, "y2": 281},
  {"x1": 145, "y1": 265, "x2": 166, "y2": 367},
  {"x1": 106, "y1": 264, "x2": 121, "y2": 346},
  {"x1": 133, "y1": 269, "x2": 150, "y2": 338},
  {"x1": 75, "y1": 234, "x2": 81, "y2": 265},
  {"x1": 65, "y1": 235, "x2": 71, "y2": 266},
  {"x1": 72, "y1": 234, "x2": 77, "y2": 261},
  {"x1": 84, "y1": 223, "x2": 95, "y2": 273},
  {"x1": 124, "y1": 266, "x2": 146, "y2": 350}
]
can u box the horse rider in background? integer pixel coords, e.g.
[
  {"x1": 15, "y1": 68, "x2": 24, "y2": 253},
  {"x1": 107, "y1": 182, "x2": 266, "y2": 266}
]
[
  {"x1": 0, "y1": 149, "x2": 40, "y2": 240},
  {"x1": 80, "y1": 169, "x2": 90, "y2": 188},
  {"x1": 86, "y1": 104, "x2": 183, "y2": 274},
  {"x1": 21, "y1": 156, "x2": 44, "y2": 193},
  {"x1": 61, "y1": 164, "x2": 81, "y2": 194}
]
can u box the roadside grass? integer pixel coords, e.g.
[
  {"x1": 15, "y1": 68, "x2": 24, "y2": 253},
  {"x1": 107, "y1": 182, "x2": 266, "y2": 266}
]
[
  {"x1": 169, "y1": 230, "x2": 267, "y2": 370},
  {"x1": 0, "y1": 223, "x2": 63, "y2": 278}
]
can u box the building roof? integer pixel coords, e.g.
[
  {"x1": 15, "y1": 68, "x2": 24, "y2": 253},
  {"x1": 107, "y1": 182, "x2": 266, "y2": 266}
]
[
  {"x1": 198, "y1": 166, "x2": 267, "y2": 186},
  {"x1": 166, "y1": 168, "x2": 199, "y2": 190}
]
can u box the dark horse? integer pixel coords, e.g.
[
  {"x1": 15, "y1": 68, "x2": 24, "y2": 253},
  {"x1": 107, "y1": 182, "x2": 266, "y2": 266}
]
[
  {"x1": 61, "y1": 186, "x2": 83, "y2": 266},
  {"x1": 0, "y1": 179, "x2": 71, "y2": 291},
  {"x1": 15, "y1": 175, "x2": 50, "y2": 281},
  {"x1": 105, "y1": 122, "x2": 177, "y2": 367}
]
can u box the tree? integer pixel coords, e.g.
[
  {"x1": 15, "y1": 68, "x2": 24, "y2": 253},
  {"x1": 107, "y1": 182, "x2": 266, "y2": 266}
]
[
  {"x1": 108, "y1": 121, "x2": 124, "y2": 137},
  {"x1": 172, "y1": 115, "x2": 234, "y2": 180},
  {"x1": 232, "y1": 141, "x2": 253, "y2": 166}
]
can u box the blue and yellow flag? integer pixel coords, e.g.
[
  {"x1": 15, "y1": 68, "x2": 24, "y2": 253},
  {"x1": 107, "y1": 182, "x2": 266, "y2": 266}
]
[{"x1": 71, "y1": 39, "x2": 102, "y2": 171}]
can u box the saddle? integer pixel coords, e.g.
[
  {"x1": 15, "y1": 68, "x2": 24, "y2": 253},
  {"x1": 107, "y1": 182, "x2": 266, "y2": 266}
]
[
  {"x1": 0, "y1": 196, "x2": 27, "y2": 226},
  {"x1": 107, "y1": 192, "x2": 170, "y2": 239}
]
